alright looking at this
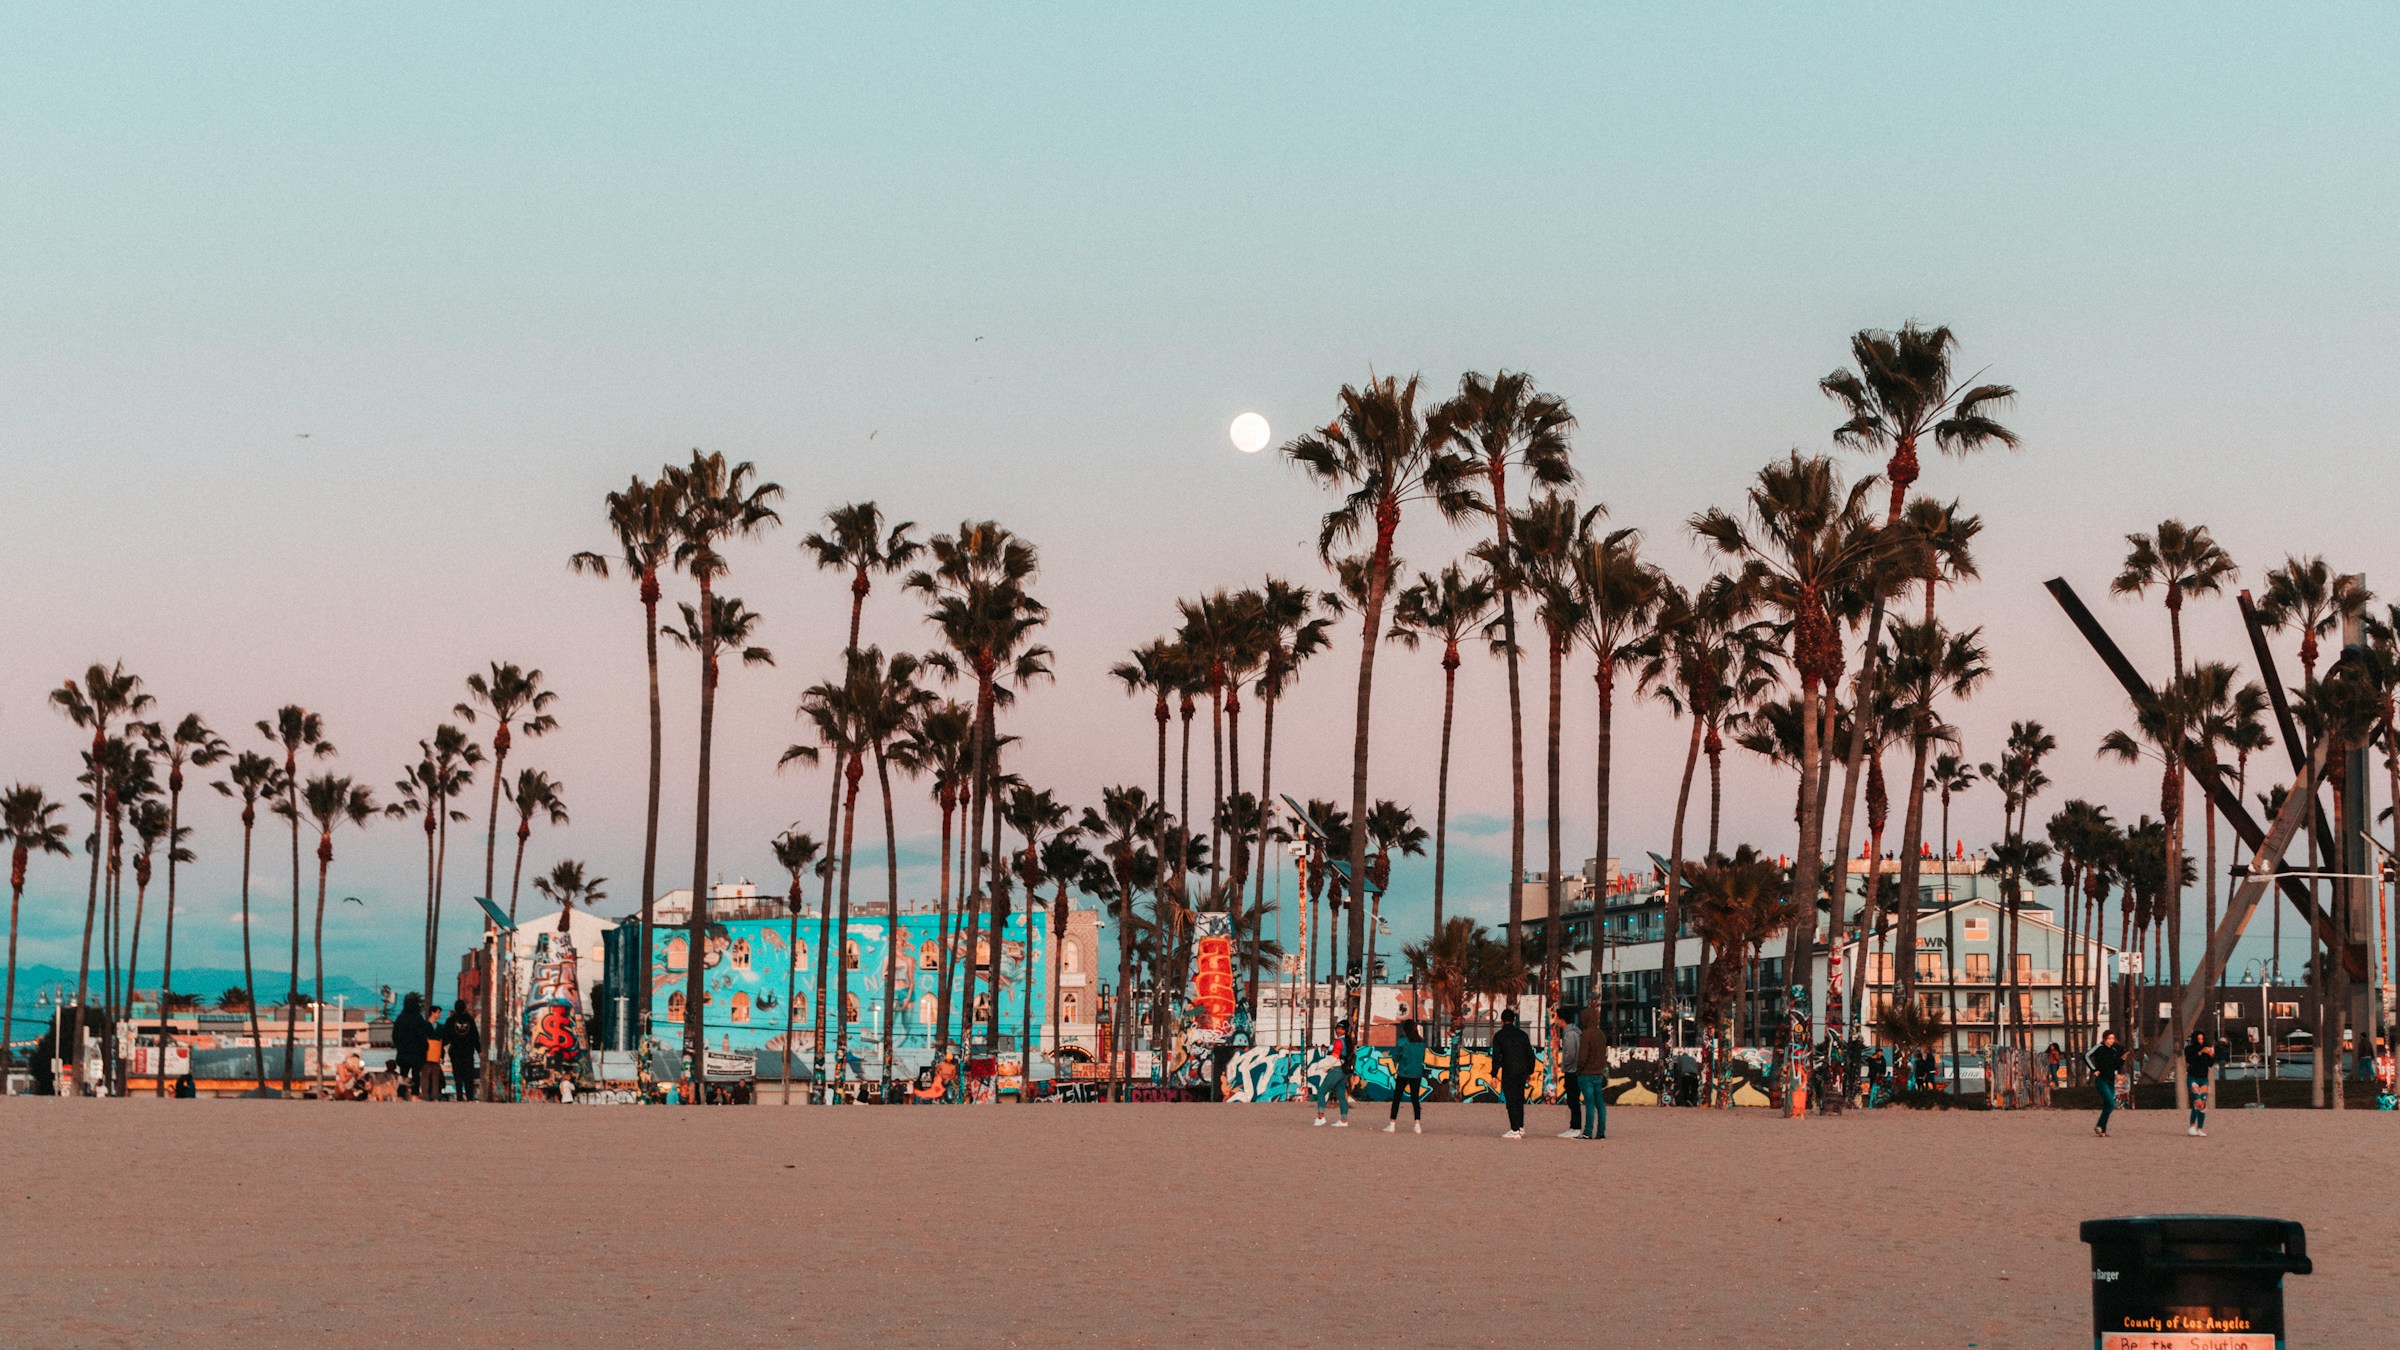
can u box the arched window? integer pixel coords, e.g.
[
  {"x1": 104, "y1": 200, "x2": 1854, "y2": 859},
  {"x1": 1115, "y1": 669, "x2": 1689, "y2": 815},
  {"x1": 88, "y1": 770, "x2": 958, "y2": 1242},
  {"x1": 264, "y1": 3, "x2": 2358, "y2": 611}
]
[
  {"x1": 794, "y1": 939, "x2": 809, "y2": 971},
  {"x1": 1062, "y1": 993, "x2": 1079, "y2": 1024},
  {"x1": 844, "y1": 939, "x2": 862, "y2": 971},
  {"x1": 918, "y1": 994, "x2": 936, "y2": 1026},
  {"x1": 665, "y1": 991, "x2": 687, "y2": 1023},
  {"x1": 918, "y1": 940, "x2": 940, "y2": 971},
  {"x1": 731, "y1": 992, "x2": 752, "y2": 1023},
  {"x1": 1062, "y1": 942, "x2": 1081, "y2": 975},
  {"x1": 665, "y1": 937, "x2": 689, "y2": 973},
  {"x1": 731, "y1": 939, "x2": 752, "y2": 970},
  {"x1": 843, "y1": 992, "x2": 860, "y2": 1022}
]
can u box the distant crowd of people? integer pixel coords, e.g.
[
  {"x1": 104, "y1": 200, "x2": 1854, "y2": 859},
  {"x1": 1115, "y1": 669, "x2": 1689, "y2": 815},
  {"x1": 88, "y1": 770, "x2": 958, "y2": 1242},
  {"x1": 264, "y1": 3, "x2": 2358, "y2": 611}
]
[{"x1": 324, "y1": 993, "x2": 482, "y2": 1102}]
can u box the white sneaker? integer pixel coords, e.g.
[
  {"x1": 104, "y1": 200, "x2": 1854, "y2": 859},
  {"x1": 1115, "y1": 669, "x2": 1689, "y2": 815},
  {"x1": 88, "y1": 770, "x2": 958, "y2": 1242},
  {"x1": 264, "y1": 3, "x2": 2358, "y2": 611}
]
[
  {"x1": 1332, "y1": 1120, "x2": 1348, "y2": 1128},
  {"x1": 1382, "y1": 1122, "x2": 1396, "y2": 1133},
  {"x1": 1313, "y1": 1116, "x2": 1325, "y2": 1127},
  {"x1": 2186, "y1": 1125, "x2": 2199, "y2": 1136},
  {"x1": 2194, "y1": 1128, "x2": 2207, "y2": 1137},
  {"x1": 1412, "y1": 1122, "x2": 1422, "y2": 1134},
  {"x1": 1556, "y1": 1129, "x2": 1580, "y2": 1138},
  {"x1": 1502, "y1": 1129, "x2": 1523, "y2": 1139}
]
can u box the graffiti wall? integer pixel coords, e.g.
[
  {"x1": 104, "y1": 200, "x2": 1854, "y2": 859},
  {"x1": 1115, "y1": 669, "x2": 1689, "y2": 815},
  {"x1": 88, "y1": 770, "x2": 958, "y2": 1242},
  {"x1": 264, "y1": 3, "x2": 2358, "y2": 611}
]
[
  {"x1": 1220, "y1": 1044, "x2": 1782, "y2": 1106},
  {"x1": 652, "y1": 912, "x2": 1047, "y2": 1075}
]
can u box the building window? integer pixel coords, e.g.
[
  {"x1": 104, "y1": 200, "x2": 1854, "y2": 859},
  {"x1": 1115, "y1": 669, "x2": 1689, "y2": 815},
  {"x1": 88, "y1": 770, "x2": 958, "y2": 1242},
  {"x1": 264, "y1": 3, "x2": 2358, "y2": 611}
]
[
  {"x1": 731, "y1": 992, "x2": 751, "y2": 1023},
  {"x1": 1916, "y1": 952, "x2": 1943, "y2": 980},
  {"x1": 731, "y1": 939, "x2": 752, "y2": 970},
  {"x1": 2269, "y1": 1001, "x2": 2299, "y2": 1019},
  {"x1": 1965, "y1": 993, "x2": 1992, "y2": 1017},
  {"x1": 2012, "y1": 953, "x2": 2033, "y2": 981},
  {"x1": 845, "y1": 940, "x2": 862, "y2": 971},
  {"x1": 794, "y1": 939, "x2": 810, "y2": 971},
  {"x1": 1963, "y1": 918, "x2": 1990, "y2": 941},
  {"x1": 1062, "y1": 993, "x2": 1079, "y2": 1024},
  {"x1": 844, "y1": 992, "x2": 860, "y2": 1022},
  {"x1": 666, "y1": 937, "x2": 688, "y2": 973},
  {"x1": 918, "y1": 995, "x2": 935, "y2": 1025},
  {"x1": 1869, "y1": 953, "x2": 1893, "y2": 984},
  {"x1": 1964, "y1": 953, "x2": 1992, "y2": 981},
  {"x1": 1062, "y1": 942, "x2": 1082, "y2": 975},
  {"x1": 2222, "y1": 1002, "x2": 2243, "y2": 1020},
  {"x1": 2157, "y1": 1001, "x2": 2174, "y2": 1018},
  {"x1": 918, "y1": 941, "x2": 940, "y2": 971},
  {"x1": 666, "y1": 991, "x2": 686, "y2": 1023}
]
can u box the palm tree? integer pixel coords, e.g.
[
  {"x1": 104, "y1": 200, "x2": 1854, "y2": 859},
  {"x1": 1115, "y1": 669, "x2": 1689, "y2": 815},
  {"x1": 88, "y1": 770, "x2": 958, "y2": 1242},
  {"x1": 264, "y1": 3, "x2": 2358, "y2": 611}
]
[
  {"x1": 1080, "y1": 785, "x2": 1164, "y2": 1092},
  {"x1": 768, "y1": 827, "x2": 824, "y2": 1104},
  {"x1": 1038, "y1": 831, "x2": 1093, "y2": 1074},
  {"x1": 910, "y1": 522, "x2": 1053, "y2": 1057},
  {"x1": 1447, "y1": 371, "x2": 1578, "y2": 1008},
  {"x1": 2112, "y1": 520, "x2": 2236, "y2": 682},
  {"x1": 857, "y1": 650, "x2": 935, "y2": 1090},
  {"x1": 48, "y1": 662, "x2": 152, "y2": 1072},
  {"x1": 386, "y1": 724, "x2": 479, "y2": 1013},
  {"x1": 2293, "y1": 665, "x2": 2381, "y2": 1109},
  {"x1": 1980, "y1": 834, "x2": 2055, "y2": 1060},
  {"x1": 291, "y1": 774, "x2": 375, "y2": 1092},
  {"x1": 135, "y1": 714, "x2": 225, "y2": 1094},
  {"x1": 1638, "y1": 573, "x2": 1775, "y2": 1032},
  {"x1": 1285, "y1": 374, "x2": 1482, "y2": 1016},
  {"x1": 1684, "y1": 846, "x2": 1792, "y2": 1053},
  {"x1": 1003, "y1": 788, "x2": 1073, "y2": 1092},
  {"x1": 1503, "y1": 493, "x2": 1599, "y2": 999},
  {"x1": 1243, "y1": 578, "x2": 1334, "y2": 1003},
  {"x1": 1359, "y1": 799, "x2": 1428, "y2": 1026},
  {"x1": 1692, "y1": 453, "x2": 1890, "y2": 1033},
  {"x1": 1923, "y1": 753, "x2": 1975, "y2": 1065},
  {"x1": 257, "y1": 706, "x2": 334, "y2": 1089},
  {"x1": 1881, "y1": 619, "x2": 1989, "y2": 1018},
  {"x1": 502, "y1": 770, "x2": 569, "y2": 923},
  {"x1": 456, "y1": 665, "x2": 559, "y2": 908},
  {"x1": 570, "y1": 470, "x2": 686, "y2": 1048},
  {"x1": 898, "y1": 701, "x2": 973, "y2": 1055},
  {"x1": 665, "y1": 451, "x2": 781, "y2": 1098},
  {"x1": 2046, "y1": 798, "x2": 2116, "y2": 1062},
  {"x1": 1572, "y1": 527, "x2": 1666, "y2": 935},
  {"x1": 2, "y1": 786, "x2": 73, "y2": 1077},
  {"x1": 122, "y1": 798, "x2": 181, "y2": 1046},
  {"x1": 1817, "y1": 326, "x2": 2017, "y2": 1033},
  {"x1": 1176, "y1": 590, "x2": 1249, "y2": 913},
  {"x1": 213, "y1": 752, "x2": 282, "y2": 1091},
  {"x1": 2182, "y1": 666, "x2": 2267, "y2": 998},
  {"x1": 665, "y1": 582, "x2": 775, "y2": 1097},
  {"x1": 1389, "y1": 565, "x2": 1497, "y2": 945}
]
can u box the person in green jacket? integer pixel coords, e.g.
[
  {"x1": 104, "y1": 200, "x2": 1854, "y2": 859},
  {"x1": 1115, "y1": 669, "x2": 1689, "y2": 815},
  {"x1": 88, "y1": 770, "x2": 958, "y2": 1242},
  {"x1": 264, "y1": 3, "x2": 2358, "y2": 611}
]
[{"x1": 1384, "y1": 1017, "x2": 1430, "y2": 1133}]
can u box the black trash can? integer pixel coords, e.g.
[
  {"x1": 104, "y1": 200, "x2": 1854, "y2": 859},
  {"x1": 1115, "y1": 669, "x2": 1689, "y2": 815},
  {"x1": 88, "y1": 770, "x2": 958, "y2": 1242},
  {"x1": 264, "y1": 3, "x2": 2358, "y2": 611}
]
[{"x1": 2080, "y1": 1215, "x2": 2310, "y2": 1349}]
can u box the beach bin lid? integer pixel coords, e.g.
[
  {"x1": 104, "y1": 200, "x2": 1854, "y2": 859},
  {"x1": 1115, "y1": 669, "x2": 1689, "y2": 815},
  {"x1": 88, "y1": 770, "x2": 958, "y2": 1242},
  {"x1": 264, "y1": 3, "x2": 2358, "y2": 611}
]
[{"x1": 2080, "y1": 1215, "x2": 2309, "y2": 1348}]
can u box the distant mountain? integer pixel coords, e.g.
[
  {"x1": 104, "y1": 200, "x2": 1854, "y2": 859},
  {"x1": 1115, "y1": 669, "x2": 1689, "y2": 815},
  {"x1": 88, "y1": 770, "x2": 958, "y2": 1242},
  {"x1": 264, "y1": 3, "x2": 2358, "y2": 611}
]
[{"x1": 4, "y1": 964, "x2": 396, "y2": 1012}]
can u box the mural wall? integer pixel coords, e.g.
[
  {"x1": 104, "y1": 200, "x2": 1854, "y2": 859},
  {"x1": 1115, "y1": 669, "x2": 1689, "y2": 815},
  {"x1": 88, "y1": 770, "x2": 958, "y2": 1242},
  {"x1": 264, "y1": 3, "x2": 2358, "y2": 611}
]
[
  {"x1": 1219, "y1": 1044, "x2": 1781, "y2": 1106},
  {"x1": 653, "y1": 912, "x2": 1047, "y2": 1076}
]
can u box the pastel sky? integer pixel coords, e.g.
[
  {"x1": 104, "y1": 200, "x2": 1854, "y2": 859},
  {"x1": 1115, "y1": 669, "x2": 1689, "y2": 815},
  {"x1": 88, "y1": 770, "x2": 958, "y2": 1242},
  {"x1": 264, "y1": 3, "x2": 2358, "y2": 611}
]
[{"x1": 4, "y1": 6, "x2": 2394, "y2": 1011}]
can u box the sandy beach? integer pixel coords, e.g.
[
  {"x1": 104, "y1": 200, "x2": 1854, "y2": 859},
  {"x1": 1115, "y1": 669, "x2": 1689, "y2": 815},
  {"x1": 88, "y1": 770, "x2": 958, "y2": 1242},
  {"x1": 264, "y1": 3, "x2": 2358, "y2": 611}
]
[{"x1": 1, "y1": 1097, "x2": 2388, "y2": 1348}]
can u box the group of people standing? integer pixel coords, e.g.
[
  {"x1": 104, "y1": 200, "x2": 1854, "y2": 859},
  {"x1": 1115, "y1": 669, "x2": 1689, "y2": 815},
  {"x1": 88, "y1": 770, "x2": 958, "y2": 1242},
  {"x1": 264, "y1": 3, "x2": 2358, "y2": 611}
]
[
  {"x1": 387, "y1": 992, "x2": 481, "y2": 1101},
  {"x1": 1309, "y1": 1005, "x2": 1610, "y2": 1141}
]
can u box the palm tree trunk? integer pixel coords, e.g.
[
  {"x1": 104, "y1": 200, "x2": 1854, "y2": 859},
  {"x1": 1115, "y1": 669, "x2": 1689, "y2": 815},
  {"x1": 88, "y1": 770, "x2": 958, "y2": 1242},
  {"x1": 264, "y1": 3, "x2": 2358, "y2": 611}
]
[
  {"x1": 986, "y1": 785, "x2": 1012, "y2": 1095},
  {"x1": 1544, "y1": 631, "x2": 1565, "y2": 1004},
  {"x1": 782, "y1": 877, "x2": 803, "y2": 1106},
  {"x1": 239, "y1": 817, "x2": 266, "y2": 1092},
  {"x1": 125, "y1": 874, "x2": 149, "y2": 1065},
  {"x1": 1432, "y1": 657, "x2": 1459, "y2": 948},
  {"x1": 682, "y1": 576, "x2": 719, "y2": 1103},
  {"x1": 931, "y1": 792, "x2": 955, "y2": 1059},
  {"x1": 1784, "y1": 678, "x2": 1829, "y2": 1057},
  {"x1": 1225, "y1": 687, "x2": 1244, "y2": 931},
  {"x1": 1882, "y1": 728, "x2": 1936, "y2": 1028},
  {"x1": 284, "y1": 775, "x2": 303, "y2": 1090},
  {"x1": 834, "y1": 757, "x2": 861, "y2": 1092},
  {"x1": 1246, "y1": 691, "x2": 1280, "y2": 1012},
  {"x1": 313, "y1": 842, "x2": 330, "y2": 1095},
  {"x1": 1657, "y1": 715, "x2": 1705, "y2": 1044},
  {"x1": 1345, "y1": 515, "x2": 1398, "y2": 1018},
  {"x1": 71, "y1": 741, "x2": 103, "y2": 1083},
  {"x1": 1595, "y1": 660, "x2": 1616, "y2": 1025},
  {"x1": 960, "y1": 685, "x2": 994, "y2": 1064},
  {"x1": 812, "y1": 753, "x2": 844, "y2": 1096},
  {"x1": 637, "y1": 572, "x2": 664, "y2": 1051},
  {"x1": 1208, "y1": 685, "x2": 1224, "y2": 908},
  {"x1": 877, "y1": 747, "x2": 902, "y2": 1091}
]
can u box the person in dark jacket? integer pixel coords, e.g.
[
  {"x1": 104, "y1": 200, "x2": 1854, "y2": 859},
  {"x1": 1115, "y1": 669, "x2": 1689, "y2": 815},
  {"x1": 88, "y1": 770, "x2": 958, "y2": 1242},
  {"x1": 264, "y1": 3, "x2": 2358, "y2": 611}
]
[
  {"x1": 1491, "y1": 1009, "x2": 1536, "y2": 1139},
  {"x1": 1551, "y1": 1006, "x2": 1582, "y2": 1137},
  {"x1": 392, "y1": 993, "x2": 437, "y2": 1100},
  {"x1": 1573, "y1": 1005, "x2": 1609, "y2": 1139},
  {"x1": 1313, "y1": 1019, "x2": 1353, "y2": 1128},
  {"x1": 1385, "y1": 1018, "x2": 1429, "y2": 1132},
  {"x1": 2086, "y1": 1030, "x2": 2125, "y2": 1137},
  {"x1": 2184, "y1": 1030, "x2": 2217, "y2": 1137},
  {"x1": 444, "y1": 1001, "x2": 481, "y2": 1102}
]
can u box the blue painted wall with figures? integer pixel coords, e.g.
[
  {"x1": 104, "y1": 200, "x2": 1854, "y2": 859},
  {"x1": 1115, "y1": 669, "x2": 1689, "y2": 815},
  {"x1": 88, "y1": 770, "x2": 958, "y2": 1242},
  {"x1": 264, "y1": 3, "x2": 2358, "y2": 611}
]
[{"x1": 653, "y1": 912, "x2": 1045, "y2": 1074}]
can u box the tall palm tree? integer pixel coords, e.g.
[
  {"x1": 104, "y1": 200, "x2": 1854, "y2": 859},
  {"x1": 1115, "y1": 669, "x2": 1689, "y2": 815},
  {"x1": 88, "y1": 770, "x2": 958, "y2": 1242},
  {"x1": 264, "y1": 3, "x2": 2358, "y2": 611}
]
[
  {"x1": 1359, "y1": 799, "x2": 1428, "y2": 1027},
  {"x1": 1684, "y1": 846, "x2": 1792, "y2": 1056},
  {"x1": 257, "y1": 706, "x2": 334, "y2": 1089},
  {"x1": 1881, "y1": 619, "x2": 1989, "y2": 1015},
  {"x1": 1572, "y1": 527, "x2": 1666, "y2": 928},
  {"x1": 910, "y1": 522, "x2": 1053, "y2": 1056},
  {"x1": 1038, "y1": 831, "x2": 1093, "y2": 1074},
  {"x1": 898, "y1": 701, "x2": 973, "y2": 1055},
  {"x1": 1926, "y1": 751, "x2": 1977, "y2": 1068},
  {"x1": 769, "y1": 826, "x2": 824, "y2": 1103},
  {"x1": 1692, "y1": 452, "x2": 1890, "y2": 1033},
  {"x1": 1504, "y1": 493, "x2": 1598, "y2": 998},
  {"x1": 531, "y1": 859, "x2": 607, "y2": 919},
  {"x1": 666, "y1": 582, "x2": 776, "y2": 1097},
  {"x1": 1638, "y1": 573, "x2": 1775, "y2": 1034},
  {"x1": 2046, "y1": 798, "x2": 2116, "y2": 1062},
  {"x1": 570, "y1": 470, "x2": 685, "y2": 1047},
  {"x1": 793, "y1": 657, "x2": 873, "y2": 1093},
  {"x1": 136, "y1": 714, "x2": 225, "y2": 1093},
  {"x1": 456, "y1": 667, "x2": 559, "y2": 906},
  {"x1": 1244, "y1": 578, "x2": 1335, "y2": 1001},
  {"x1": 1817, "y1": 327, "x2": 2017, "y2": 1037},
  {"x1": 1284, "y1": 374, "x2": 1482, "y2": 1014},
  {"x1": 2182, "y1": 666, "x2": 2267, "y2": 997},
  {"x1": 2, "y1": 786, "x2": 74, "y2": 1077},
  {"x1": 2293, "y1": 664, "x2": 2382, "y2": 1109},
  {"x1": 1390, "y1": 565, "x2": 1497, "y2": 944},
  {"x1": 122, "y1": 798, "x2": 181, "y2": 1043},
  {"x1": 1446, "y1": 371, "x2": 1578, "y2": 1006},
  {"x1": 2114, "y1": 521, "x2": 2239, "y2": 681},
  {"x1": 489, "y1": 767, "x2": 568, "y2": 1098},
  {"x1": 1981, "y1": 834, "x2": 2055, "y2": 1059},
  {"x1": 290, "y1": 774, "x2": 374, "y2": 1092},
  {"x1": 1003, "y1": 786, "x2": 1072, "y2": 1092},
  {"x1": 1080, "y1": 785, "x2": 1164, "y2": 1092},
  {"x1": 49, "y1": 662, "x2": 152, "y2": 1071},
  {"x1": 858, "y1": 650, "x2": 935, "y2": 1089},
  {"x1": 213, "y1": 752, "x2": 282, "y2": 1091},
  {"x1": 387, "y1": 724, "x2": 478, "y2": 1012}
]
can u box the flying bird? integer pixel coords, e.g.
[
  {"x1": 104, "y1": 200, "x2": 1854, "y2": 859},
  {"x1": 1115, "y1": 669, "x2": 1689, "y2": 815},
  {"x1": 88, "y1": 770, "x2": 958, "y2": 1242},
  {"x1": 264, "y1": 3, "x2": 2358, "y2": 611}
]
[{"x1": 341, "y1": 895, "x2": 365, "y2": 906}]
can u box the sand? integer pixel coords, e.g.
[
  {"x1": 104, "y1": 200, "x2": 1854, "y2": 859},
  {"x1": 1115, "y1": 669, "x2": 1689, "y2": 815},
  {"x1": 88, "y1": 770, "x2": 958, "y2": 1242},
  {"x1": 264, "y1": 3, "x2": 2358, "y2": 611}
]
[{"x1": 0, "y1": 1096, "x2": 2389, "y2": 1348}]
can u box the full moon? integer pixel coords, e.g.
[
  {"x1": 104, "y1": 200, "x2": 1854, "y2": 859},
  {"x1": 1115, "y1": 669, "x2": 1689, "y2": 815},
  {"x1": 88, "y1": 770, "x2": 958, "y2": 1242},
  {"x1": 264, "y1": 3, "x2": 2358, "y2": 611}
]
[{"x1": 1230, "y1": 412, "x2": 1271, "y2": 454}]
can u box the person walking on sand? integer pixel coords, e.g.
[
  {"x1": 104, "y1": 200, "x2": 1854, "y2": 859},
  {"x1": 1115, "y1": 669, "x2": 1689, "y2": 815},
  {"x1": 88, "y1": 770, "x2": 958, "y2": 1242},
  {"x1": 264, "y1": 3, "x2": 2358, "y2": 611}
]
[
  {"x1": 1574, "y1": 1004, "x2": 1609, "y2": 1139},
  {"x1": 2087, "y1": 1030, "x2": 2125, "y2": 1137},
  {"x1": 444, "y1": 1000, "x2": 481, "y2": 1102},
  {"x1": 1313, "y1": 1018, "x2": 1354, "y2": 1128},
  {"x1": 2184, "y1": 1029, "x2": 2218, "y2": 1137},
  {"x1": 1551, "y1": 1006, "x2": 1583, "y2": 1138},
  {"x1": 393, "y1": 993, "x2": 437, "y2": 1101},
  {"x1": 1384, "y1": 1017, "x2": 1429, "y2": 1133},
  {"x1": 1492, "y1": 1009, "x2": 1535, "y2": 1139}
]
